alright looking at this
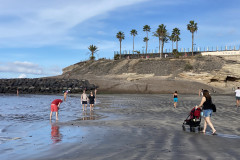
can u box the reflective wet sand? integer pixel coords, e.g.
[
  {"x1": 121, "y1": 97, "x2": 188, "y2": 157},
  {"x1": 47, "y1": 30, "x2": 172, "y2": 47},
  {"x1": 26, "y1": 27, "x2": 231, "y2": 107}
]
[{"x1": 1, "y1": 94, "x2": 240, "y2": 160}]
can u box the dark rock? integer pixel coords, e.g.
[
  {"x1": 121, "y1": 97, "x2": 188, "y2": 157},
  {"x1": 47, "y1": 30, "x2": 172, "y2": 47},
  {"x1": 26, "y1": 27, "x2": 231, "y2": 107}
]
[{"x1": 0, "y1": 78, "x2": 96, "y2": 94}]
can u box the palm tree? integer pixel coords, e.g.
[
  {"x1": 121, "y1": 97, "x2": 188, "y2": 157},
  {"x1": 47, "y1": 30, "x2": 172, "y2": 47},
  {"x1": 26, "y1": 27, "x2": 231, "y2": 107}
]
[
  {"x1": 130, "y1": 29, "x2": 138, "y2": 54},
  {"x1": 153, "y1": 24, "x2": 168, "y2": 58},
  {"x1": 173, "y1": 28, "x2": 180, "y2": 51},
  {"x1": 169, "y1": 33, "x2": 175, "y2": 52},
  {"x1": 143, "y1": 37, "x2": 149, "y2": 54},
  {"x1": 143, "y1": 25, "x2": 151, "y2": 54},
  {"x1": 116, "y1": 31, "x2": 125, "y2": 59},
  {"x1": 88, "y1": 44, "x2": 98, "y2": 60},
  {"x1": 187, "y1": 20, "x2": 198, "y2": 56}
]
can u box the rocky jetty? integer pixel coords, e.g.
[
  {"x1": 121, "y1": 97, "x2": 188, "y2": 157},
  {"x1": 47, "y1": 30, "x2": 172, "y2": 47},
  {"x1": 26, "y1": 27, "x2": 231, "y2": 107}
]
[{"x1": 0, "y1": 78, "x2": 96, "y2": 94}]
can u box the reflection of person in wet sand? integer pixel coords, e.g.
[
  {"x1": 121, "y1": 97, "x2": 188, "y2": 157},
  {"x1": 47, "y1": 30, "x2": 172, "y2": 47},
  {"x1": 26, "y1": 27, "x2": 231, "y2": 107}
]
[
  {"x1": 50, "y1": 122, "x2": 62, "y2": 144},
  {"x1": 90, "y1": 110, "x2": 95, "y2": 120},
  {"x1": 50, "y1": 99, "x2": 63, "y2": 120},
  {"x1": 82, "y1": 111, "x2": 95, "y2": 120}
]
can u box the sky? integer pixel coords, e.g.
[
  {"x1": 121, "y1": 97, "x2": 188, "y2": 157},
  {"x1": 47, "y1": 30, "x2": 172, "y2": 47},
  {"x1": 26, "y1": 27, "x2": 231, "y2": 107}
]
[{"x1": 0, "y1": 0, "x2": 240, "y2": 78}]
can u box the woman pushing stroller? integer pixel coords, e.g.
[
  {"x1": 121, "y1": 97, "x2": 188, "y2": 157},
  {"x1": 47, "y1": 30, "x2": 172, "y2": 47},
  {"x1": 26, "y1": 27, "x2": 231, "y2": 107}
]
[{"x1": 195, "y1": 90, "x2": 217, "y2": 135}]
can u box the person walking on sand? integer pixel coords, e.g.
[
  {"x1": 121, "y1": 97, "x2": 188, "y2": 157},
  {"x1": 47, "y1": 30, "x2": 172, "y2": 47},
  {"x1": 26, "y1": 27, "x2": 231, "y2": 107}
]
[
  {"x1": 81, "y1": 90, "x2": 88, "y2": 111},
  {"x1": 50, "y1": 99, "x2": 63, "y2": 120},
  {"x1": 195, "y1": 90, "x2": 217, "y2": 135},
  {"x1": 88, "y1": 90, "x2": 96, "y2": 111},
  {"x1": 173, "y1": 91, "x2": 178, "y2": 108},
  {"x1": 235, "y1": 87, "x2": 240, "y2": 108}
]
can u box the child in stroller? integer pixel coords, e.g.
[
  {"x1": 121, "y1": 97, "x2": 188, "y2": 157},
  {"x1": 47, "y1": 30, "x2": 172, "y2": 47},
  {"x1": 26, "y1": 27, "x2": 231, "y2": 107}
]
[{"x1": 182, "y1": 106, "x2": 202, "y2": 132}]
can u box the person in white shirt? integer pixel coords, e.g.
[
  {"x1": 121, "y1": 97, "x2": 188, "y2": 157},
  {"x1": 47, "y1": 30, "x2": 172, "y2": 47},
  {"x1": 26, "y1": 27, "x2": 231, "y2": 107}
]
[
  {"x1": 81, "y1": 90, "x2": 88, "y2": 111},
  {"x1": 235, "y1": 87, "x2": 240, "y2": 108}
]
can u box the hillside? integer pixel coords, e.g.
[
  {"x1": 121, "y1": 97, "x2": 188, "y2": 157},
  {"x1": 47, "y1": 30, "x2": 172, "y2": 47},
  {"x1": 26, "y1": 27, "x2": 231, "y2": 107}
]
[{"x1": 57, "y1": 55, "x2": 240, "y2": 94}]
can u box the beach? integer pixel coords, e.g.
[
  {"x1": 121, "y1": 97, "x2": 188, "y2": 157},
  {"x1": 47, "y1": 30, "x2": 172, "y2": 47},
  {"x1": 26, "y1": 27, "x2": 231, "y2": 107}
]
[{"x1": 0, "y1": 93, "x2": 240, "y2": 160}]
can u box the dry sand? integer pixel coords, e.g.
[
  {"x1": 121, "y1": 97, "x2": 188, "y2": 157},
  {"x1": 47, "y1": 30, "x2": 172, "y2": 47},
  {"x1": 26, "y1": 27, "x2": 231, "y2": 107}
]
[{"x1": 33, "y1": 94, "x2": 240, "y2": 160}]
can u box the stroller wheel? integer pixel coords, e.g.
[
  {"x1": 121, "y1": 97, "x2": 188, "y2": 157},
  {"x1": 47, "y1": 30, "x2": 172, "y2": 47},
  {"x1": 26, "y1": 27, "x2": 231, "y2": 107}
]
[
  {"x1": 198, "y1": 127, "x2": 201, "y2": 131},
  {"x1": 190, "y1": 127, "x2": 195, "y2": 132},
  {"x1": 182, "y1": 125, "x2": 186, "y2": 131}
]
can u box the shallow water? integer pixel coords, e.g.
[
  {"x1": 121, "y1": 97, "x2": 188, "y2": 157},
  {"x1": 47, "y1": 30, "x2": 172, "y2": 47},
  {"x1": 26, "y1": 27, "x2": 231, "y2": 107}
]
[
  {"x1": 1, "y1": 94, "x2": 240, "y2": 160},
  {"x1": 0, "y1": 94, "x2": 96, "y2": 160}
]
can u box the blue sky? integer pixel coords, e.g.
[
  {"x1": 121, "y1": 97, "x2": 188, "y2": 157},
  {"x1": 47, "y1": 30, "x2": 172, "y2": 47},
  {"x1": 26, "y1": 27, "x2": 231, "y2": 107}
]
[{"x1": 0, "y1": 0, "x2": 240, "y2": 78}]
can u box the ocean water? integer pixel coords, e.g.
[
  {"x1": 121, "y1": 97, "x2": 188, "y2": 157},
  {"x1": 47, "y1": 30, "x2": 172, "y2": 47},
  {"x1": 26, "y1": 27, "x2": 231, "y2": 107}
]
[{"x1": 0, "y1": 94, "x2": 94, "y2": 160}]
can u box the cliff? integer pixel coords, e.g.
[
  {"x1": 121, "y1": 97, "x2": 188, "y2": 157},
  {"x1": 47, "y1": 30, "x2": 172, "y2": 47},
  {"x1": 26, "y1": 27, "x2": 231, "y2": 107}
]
[{"x1": 58, "y1": 55, "x2": 240, "y2": 94}]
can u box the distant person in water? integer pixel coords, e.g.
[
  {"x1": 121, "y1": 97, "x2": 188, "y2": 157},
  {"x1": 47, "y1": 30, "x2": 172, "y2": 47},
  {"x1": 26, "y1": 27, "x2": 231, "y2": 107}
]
[
  {"x1": 63, "y1": 90, "x2": 69, "y2": 101},
  {"x1": 88, "y1": 90, "x2": 96, "y2": 111},
  {"x1": 81, "y1": 90, "x2": 88, "y2": 111},
  {"x1": 50, "y1": 99, "x2": 63, "y2": 120},
  {"x1": 235, "y1": 87, "x2": 240, "y2": 108},
  {"x1": 199, "y1": 89, "x2": 203, "y2": 97},
  {"x1": 17, "y1": 88, "x2": 19, "y2": 96},
  {"x1": 173, "y1": 91, "x2": 178, "y2": 108}
]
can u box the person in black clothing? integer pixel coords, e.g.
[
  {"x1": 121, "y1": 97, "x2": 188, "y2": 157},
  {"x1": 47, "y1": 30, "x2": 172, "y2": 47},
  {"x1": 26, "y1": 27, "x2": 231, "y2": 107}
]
[
  {"x1": 88, "y1": 90, "x2": 96, "y2": 111},
  {"x1": 196, "y1": 90, "x2": 216, "y2": 135}
]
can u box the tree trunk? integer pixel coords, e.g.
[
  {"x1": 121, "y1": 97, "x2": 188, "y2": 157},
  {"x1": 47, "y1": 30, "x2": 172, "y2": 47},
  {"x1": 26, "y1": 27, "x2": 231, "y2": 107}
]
[
  {"x1": 120, "y1": 40, "x2": 122, "y2": 59},
  {"x1": 176, "y1": 40, "x2": 178, "y2": 51},
  {"x1": 192, "y1": 33, "x2": 194, "y2": 57},
  {"x1": 159, "y1": 38, "x2": 161, "y2": 58},
  {"x1": 172, "y1": 40, "x2": 173, "y2": 52},
  {"x1": 146, "y1": 32, "x2": 148, "y2": 54},
  {"x1": 161, "y1": 39, "x2": 164, "y2": 58},
  {"x1": 133, "y1": 36, "x2": 134, "y2": 54}
]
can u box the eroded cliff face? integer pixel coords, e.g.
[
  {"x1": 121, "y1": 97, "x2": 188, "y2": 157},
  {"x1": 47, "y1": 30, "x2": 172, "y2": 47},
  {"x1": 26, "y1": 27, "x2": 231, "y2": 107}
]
[
  {"x1": 178, "y1": 56, "x2": 240, "y2": 90},
  {"x1": 60, "y1": 55, "x2": 240, "y2": 94}
]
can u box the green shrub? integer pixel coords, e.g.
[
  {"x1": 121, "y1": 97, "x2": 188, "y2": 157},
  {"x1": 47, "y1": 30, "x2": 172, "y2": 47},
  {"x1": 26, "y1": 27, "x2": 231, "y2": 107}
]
[
  {"x1": 173, "y1": 49, "x2": 181, "y2": 58},
  {"x1": 90, "y1": 55, "x2": 95, "y2": 60},
  {"x1": 114, "y1": 54, "x2": 120, "y2": 60},
  {"x1": 184, "y1": 63, "x2": 193, "y2": 71}
]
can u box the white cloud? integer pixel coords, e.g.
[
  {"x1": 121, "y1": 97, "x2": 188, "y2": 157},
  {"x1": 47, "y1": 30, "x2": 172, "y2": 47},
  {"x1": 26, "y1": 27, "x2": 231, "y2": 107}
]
[
  {"x1": 0, "y1": 61, "x2": 61, "y2": 76},
  {"x1": 18, "y1": 74, "x2": 27, "y2": 78},
  {"x1": 0, "y1": 0, "x2": 148, "y2": 47}
]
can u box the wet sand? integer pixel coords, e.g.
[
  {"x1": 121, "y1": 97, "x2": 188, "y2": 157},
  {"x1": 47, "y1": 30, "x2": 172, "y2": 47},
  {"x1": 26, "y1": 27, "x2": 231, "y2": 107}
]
[{"x1": 24, "y1": 94, "x2": 240, "y2": 160}]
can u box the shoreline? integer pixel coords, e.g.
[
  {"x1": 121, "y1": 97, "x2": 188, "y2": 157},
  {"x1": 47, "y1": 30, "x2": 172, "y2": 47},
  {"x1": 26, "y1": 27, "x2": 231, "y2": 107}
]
[{"x1": 27, "y1": 94, "x2": 240, "y2": 160}]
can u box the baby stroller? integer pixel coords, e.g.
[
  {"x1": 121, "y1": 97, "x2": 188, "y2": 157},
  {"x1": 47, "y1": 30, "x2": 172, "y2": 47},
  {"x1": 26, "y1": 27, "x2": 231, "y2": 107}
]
[{"x1": 182, "y1": 107, "x2": 202, "y2": 132}]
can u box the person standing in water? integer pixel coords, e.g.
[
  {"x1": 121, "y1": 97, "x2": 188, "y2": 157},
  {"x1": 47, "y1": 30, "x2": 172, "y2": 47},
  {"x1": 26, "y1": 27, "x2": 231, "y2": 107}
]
[
  {"x1": 88, "y1": 90, "x2": 96, "y2": 111},
  {"x1": 63, "y1": 90, "x2": 69, "y2": 101},
  {"x1": 196, "y1": 90, "x2": 217, "y2": 135},
  {"x1": 235, "y1": 87, "x2": 240, "y2": 108},
  {"x1": 199, "y1": 89, "x2": 203, "y2": 97},
  {"x1": 81, "y1": 90, "x2": 88, "y2": 111},
  {"x1": 173, "y1": 91, "x2": 178, "y2": 108},
  {"x1": 50, "y1": 99, "x2": 63, "y2": 120}
]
